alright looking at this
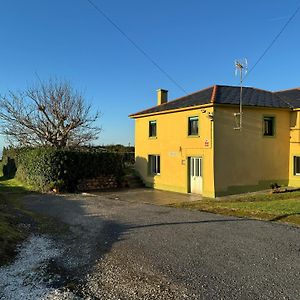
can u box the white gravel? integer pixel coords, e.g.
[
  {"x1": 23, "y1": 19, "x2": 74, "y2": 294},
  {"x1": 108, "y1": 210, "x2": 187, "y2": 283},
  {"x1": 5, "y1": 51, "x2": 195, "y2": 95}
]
[{"x1": 0, "y1": 235, "x2": 80, "y2": 300}]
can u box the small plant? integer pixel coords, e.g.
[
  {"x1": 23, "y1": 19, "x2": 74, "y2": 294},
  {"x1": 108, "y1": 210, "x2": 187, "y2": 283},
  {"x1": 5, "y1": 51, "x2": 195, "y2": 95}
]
[
  {"x1": 49, "y1": 179, "x2": 65, "y2": 193},
  {"x1": 270, "y1": 182, "x2": 280, "y2": 193}
]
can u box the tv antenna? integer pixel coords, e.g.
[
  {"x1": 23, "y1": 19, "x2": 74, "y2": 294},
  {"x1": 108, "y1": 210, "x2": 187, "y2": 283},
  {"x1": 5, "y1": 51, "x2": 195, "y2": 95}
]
[{"x1": 234, "y1": 58, "x2": 248, "y2": 130}]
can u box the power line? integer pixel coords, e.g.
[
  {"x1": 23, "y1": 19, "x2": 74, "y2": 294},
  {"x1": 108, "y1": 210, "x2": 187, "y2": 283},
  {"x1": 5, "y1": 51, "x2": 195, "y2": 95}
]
[
  {"x1": 86, "y1": 0, "x2": 188, "y2": 94},
  {"x1": 245, "y1": 5, "x2": 300, "y2": 80}
]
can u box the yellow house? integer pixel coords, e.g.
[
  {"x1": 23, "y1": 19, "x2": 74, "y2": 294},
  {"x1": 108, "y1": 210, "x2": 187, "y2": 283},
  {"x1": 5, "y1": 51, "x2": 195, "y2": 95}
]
[{"x1": 129, "y1": 85, "x2": 300, "y2": 197}]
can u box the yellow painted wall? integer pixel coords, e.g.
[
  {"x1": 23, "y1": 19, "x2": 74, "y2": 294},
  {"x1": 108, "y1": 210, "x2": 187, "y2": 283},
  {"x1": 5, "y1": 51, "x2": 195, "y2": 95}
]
[
  {"x1": 288, "y1": 111, "x2": 300, "y2": 186},
  {"x1": 214, "y1": 106, "x2": 290, "y2": 196},
  {"x1": 134, "y1": 107, "x2": 215, "y2": 197}
]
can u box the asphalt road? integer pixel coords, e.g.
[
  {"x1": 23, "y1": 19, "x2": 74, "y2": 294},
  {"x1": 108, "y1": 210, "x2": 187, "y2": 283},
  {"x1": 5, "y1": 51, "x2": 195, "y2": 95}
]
[{"x1": 22, "y1": 190, "x2": 300, "y2": 300}]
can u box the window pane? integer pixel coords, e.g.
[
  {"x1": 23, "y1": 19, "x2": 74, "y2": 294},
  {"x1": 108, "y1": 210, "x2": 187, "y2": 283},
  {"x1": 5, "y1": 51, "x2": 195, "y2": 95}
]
[
  {"x1": 295, "y1": 156, "x2": 300, "y2": 175},
  {"x1": 153, "y1": 123, "x2": 156, "y2": 136},
  {"x1": 148, "y1": 155, "x2": 160, "y2": 174},
  {"x1": 149, "y1": 121, "x2": 157, "y2": 137},
  {"x1": 199, "y1": 158, "x2": 202, "y2": 176},
  {"x1": 151, "y1": 155, "x2": 155, "y2": 173},
  {"x1": 263, "y1": 117, "x2": 274, "y2": 136},
  {"x1": 188, "y1": 117, "x2": 198, "y2": 135},
  {"x1": 190, "y1": 158, "x2": 194, "y2": 176},
  {"x1": 264, "y1": 120, "x2": 268, "y2": 135},
  {"x1": 195, "y1": 158, "x2": 200, "y2": 176},
  {"x1": 149, "y1": 155, "x2": 153, "y2": 173}
]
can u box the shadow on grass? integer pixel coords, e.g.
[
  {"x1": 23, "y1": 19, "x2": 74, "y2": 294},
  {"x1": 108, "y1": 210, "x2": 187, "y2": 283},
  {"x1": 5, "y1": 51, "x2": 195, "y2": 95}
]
[{"x1": 0, "y1": 176, "x2": 32, "y2": 195}]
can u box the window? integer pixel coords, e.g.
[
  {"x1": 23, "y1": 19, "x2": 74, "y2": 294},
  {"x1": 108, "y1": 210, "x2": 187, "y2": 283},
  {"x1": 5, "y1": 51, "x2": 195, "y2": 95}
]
[
  {"x1": 195, "y1": 158, "x2": 200, "y2": 176},
  {"x1": 148, "y1": 155, "x2": 160, "y2": 175},
  {"x1": 294, "y1": 156, "x2": 300, "y2": 175},
  {"x1": 263, "y1": 116, "x2": 275, "y2": 136},
  {"x1": 149, "y1": 120, "x2": 157, "y2": 137},
  {"x1": 188, "y1": 116, "x2": 199, "y2": 136}
]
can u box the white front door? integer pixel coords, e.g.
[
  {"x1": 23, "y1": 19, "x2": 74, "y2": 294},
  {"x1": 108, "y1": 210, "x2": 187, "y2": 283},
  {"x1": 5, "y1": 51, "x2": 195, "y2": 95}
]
[{"x1": 189, "y1": 157, "x2": 203, "y2": 194}]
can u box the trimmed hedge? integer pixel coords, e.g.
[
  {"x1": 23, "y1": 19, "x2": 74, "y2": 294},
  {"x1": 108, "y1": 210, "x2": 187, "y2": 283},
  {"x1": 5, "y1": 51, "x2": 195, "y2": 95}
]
[{"x1": 2, "y1": 147, "x2": 125, "y2": 192}]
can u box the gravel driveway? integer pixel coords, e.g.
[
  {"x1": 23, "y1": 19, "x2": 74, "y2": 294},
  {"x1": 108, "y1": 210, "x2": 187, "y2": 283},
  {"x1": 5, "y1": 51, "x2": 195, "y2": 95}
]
[{"x1": 7, "y1": 190, "x2": 300, "y2": 299}]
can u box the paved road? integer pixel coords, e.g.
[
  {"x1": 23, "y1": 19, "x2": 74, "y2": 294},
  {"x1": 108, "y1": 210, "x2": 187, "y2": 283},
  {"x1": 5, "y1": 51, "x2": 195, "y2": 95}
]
[{"x1": 22, "y1": 190, "x2": 300, "y2": 300}]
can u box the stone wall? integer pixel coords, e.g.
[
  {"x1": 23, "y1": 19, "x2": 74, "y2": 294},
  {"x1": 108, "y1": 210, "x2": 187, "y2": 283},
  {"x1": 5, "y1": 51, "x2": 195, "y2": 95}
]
[{"x1": 77, "y1": 175, "x2": 118, "y2": 191}]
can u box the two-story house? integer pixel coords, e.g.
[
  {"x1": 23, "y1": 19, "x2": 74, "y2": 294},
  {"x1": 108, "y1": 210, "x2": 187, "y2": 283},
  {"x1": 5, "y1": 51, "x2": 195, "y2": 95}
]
[{"x1": 129, "y1": 85, "x2": 300, "y2": 197}]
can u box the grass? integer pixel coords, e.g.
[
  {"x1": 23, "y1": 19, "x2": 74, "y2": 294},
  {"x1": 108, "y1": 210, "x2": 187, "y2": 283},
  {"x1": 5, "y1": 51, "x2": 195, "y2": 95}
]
[
  {"x1": 171, "y1": 191, "x2": 300, "y2": 226},
  {"x1": 0, "y1": 175, "x2": 33, "y2": 265}
]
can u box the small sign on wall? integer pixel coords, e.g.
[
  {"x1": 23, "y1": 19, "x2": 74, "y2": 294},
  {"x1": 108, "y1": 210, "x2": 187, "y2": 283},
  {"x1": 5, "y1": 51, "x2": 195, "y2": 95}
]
[
  {"x1": 204, "y1": 139, "x2": 210, "y2": 147},
  {"x1": 168, "y1": 151, "x2": 179, "y2": 157}
]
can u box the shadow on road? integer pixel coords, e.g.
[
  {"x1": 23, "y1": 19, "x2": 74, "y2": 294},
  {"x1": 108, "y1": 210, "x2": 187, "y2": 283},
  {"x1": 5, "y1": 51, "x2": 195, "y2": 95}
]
[
  {"x1": 126, "y1": 218, "x2": 247, "y2": 230},
  {"x1": 20, "y1": 193, "x2": 127, "y2": 297}
]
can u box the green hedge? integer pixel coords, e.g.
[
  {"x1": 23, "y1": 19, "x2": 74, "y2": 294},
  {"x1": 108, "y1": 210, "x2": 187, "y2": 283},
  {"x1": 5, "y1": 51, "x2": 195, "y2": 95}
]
[{"x1": 2, "y1": 147, "x2": 125, "y2": 192}]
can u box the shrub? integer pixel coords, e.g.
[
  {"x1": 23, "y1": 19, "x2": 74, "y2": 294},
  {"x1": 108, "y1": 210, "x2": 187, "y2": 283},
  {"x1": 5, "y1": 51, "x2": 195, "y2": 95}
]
[
  {"x1": 2, "y1": 157, "x2": 17, "y2": 178},
  {"x1": 48, "y1": 179, "x2": 65, "y2": 193},
  {"x1": 2, "y1": 147, "x2": 125, "y2": 192}
]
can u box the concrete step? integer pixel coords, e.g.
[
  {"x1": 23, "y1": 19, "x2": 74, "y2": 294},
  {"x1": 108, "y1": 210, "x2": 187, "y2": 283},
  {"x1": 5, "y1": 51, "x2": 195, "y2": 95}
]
[{"x1": 123, "y1": 174, "x2": 144, "y2": 188}]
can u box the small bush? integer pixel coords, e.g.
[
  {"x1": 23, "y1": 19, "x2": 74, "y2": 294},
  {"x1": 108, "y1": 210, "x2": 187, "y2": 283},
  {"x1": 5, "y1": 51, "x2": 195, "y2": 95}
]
[
  {"x1": 2, "y1": 157, "x2": 17, "y2": 179},
  {"x1": 270, "y1": 183, "x2": 280, "y2": 190},
  {"x1": 49, "y1": 179, "x2": 65, "y2": 193}
]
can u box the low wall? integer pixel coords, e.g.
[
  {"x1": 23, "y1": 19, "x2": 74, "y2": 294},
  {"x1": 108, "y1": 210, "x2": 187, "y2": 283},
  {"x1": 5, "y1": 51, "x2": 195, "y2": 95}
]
[{"x1": 77, "y1": 175, "x2": 118, "y2": 191}]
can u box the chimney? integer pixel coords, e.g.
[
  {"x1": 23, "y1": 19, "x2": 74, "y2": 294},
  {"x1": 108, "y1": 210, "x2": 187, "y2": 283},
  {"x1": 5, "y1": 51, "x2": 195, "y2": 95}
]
[{"x1": 157, "y1": 89, "x2": 168, "y2": 105}]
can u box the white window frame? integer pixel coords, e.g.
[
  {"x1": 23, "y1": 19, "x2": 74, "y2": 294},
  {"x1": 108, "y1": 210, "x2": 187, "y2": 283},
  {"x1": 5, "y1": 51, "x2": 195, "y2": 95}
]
[
  {"x1": 149, "y1": 120, "x2": 157, "y2": 137},
  {"x1": 148, "y1": 155, "x2": 160, "y2": 175},
  {"x1": 294, "y1": 156, "x2": 300, "y2": 176},
  {"x1": 263, "y1": 116, "x2": 275, "y2": 137},
  {"x1": 188, "y1": 116, "x2": 199, "y2": 136}
]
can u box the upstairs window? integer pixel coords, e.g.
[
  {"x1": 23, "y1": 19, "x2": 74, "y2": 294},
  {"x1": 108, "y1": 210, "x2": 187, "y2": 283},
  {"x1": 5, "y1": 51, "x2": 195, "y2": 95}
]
[
  {"x1": 148, "y1": 155, "x2": 160, "y2": 175},
  {"x1": 188, "y1": 116, "x2": 199, "y2": 136},
  {"x1": 263, "y1": 116, "x2": 275, "y2": 136},
  {"x1": 294, "y1": 156, "x2": 300, "y2": 175},
  {"x1": 149, "y1": 120, "x2": 157, "y2": 137}
]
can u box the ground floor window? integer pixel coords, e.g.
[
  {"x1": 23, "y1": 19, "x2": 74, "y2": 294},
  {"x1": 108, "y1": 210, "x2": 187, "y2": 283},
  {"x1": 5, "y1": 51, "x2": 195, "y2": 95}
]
[
  {"x1": 148, "y1": 155, "x2": 160, "y2": 175},
  {"x1": 294, "y1": 156, "x2": 300, "y2": 175}
]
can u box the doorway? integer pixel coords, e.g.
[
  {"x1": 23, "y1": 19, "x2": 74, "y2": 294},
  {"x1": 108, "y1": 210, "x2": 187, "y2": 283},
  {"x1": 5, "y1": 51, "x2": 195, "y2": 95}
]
[{"x1": 189, "y1": 157, "x2": 203, "y2": 194}]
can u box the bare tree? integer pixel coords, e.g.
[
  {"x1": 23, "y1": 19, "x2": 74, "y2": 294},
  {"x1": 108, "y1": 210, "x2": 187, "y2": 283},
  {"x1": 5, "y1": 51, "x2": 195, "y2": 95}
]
[{"x1": 0, "y1": 79, "x2": 101, "y2": 148}]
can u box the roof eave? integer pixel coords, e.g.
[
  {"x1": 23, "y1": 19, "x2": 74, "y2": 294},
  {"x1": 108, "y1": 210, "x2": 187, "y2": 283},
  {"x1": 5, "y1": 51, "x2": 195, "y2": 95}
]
[
  {"x1": 215, "y1": 103, "x2": 292, "y2": 110},
  {"x1": 129, "y1": 103, "x2": 214, "y2": 118}
]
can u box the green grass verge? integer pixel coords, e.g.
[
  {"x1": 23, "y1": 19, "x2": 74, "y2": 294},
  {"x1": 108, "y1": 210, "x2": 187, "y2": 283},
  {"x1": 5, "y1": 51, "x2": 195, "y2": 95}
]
[
  {"x1": 0, "y1": 176, "x2": 32, "y2": 265},
  {"x1": 171, "y1": 191, "x2": 300, "y2": 226}
]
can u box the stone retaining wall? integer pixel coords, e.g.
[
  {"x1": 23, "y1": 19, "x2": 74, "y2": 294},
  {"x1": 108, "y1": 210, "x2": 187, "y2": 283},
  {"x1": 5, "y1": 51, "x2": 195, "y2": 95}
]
[{"x1": 77, "y1": 175, "x2": 118, "y2": 191}]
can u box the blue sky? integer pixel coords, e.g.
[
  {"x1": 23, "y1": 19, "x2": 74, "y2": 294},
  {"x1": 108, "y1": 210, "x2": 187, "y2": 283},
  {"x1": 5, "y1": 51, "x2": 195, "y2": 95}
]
[{"x1": 0, "y1": 0, "x2": 299, "y2": 148}]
